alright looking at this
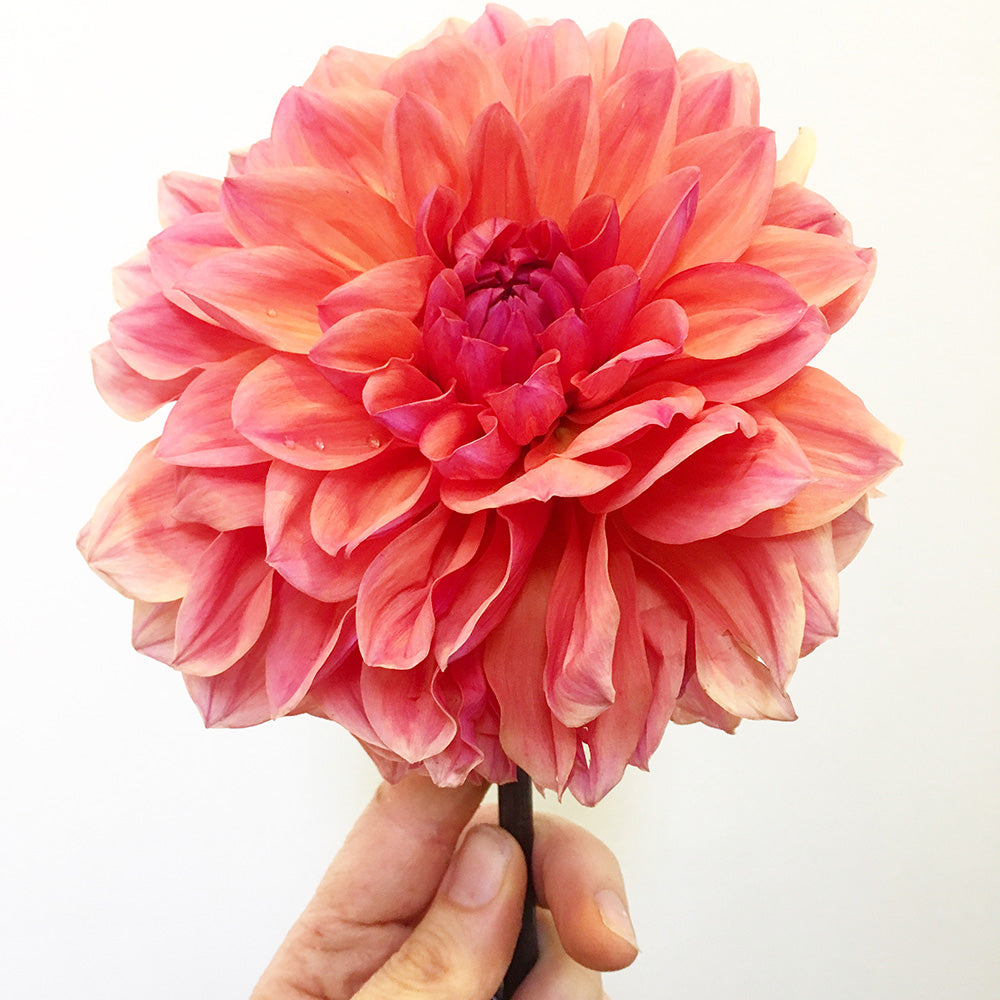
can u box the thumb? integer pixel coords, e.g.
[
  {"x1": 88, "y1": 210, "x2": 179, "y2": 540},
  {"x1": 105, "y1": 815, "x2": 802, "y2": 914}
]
[{"x1": 354, "y1": 825, "x2": 527, "y2": 1000}]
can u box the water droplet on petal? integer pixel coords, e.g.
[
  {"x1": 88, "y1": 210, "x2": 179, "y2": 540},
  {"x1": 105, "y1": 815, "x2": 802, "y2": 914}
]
[
  {"x1": 283, "y1": 436, "x2": 296, "y2": 450},
  {"x1": 266, "y1": 307, "x2": 278, "y2": 317},
  {"x1": 314, "y1": 438, "x2": 325, "y2": 451},
  {"x1": 368, "y1": 435, "x2": 381, "y2": 449}
]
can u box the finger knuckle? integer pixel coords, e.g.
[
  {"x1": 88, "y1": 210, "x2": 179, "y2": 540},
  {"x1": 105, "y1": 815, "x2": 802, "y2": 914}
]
[{"x1": 381, "y1": 924, "x2": 460, "y2": 992}]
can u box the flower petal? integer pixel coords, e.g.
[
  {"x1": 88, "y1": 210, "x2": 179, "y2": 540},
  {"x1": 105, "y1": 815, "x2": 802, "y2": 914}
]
[
  {"x1": 157, "y1": 171, "x2": 222, "y2": 227},
  {"x1": 385, "y1": 93, "x2": 470, "y2": 225},
  {"x1": 132, "y1": 599, "x2": 181, "y2": 664},
  {"x1": 497, "y1": 19, "x2": 591, "y2": 116},
  {"x1": 465, "y1": 102, "x2": 537, "y2": 226},
  {"x1": 310, "y1": 308, "x2": 423, "y2": 376},
  {"x1": 311, "y1": 449, "x2": 434, "y2": 555},
  {"x1": 90, "y1": 341, "x2": 194, "y2": 422},
  {"x1": 744, "y1": 367, "x2": 903, "y2": 534},
  {"x1": 676, "y1": 50, "x2": 759, "y2": 143},
  {"x1": 78, "y1": 441, "x2": 216, "y2": 602},
  {"x1": 157, "y1": 349, "x2": 272, "y2": 467},
  {"x1": 520, "y1": 75, "x2": 600, "y2": 226},
  {"x1": 232, "y1": 354, "x2": 389, "y2": 470},
  {"x1": 184, "y1": 644, "x2": 271, "y2": 728},
  {"x1": 318, "y1": 256, "x2": 439, "y2": 329},
  {"x1": 176, "y1": 246, "x2": 349, "y2": 353},
  {"x1": 221, "y1": 167, "x2": 414, "y2": 271},
  {"x1": 669, "y1": 126, "x2": 776, "y2": 272},
  {"x1": 171, "y1": 464, "x2": 267, "y2": 532},
  {"x1": 109, "y1": 292, "x2": 251, "y2": 380},
  {"x1": 173, "y1": 528, "x2": 274, "y2": 676}
]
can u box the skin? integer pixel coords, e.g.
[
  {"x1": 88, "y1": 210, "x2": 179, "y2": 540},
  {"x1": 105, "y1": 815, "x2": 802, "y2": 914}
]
[{"x1": 251, "y1": 774, "x2": 638, "y2": 999}]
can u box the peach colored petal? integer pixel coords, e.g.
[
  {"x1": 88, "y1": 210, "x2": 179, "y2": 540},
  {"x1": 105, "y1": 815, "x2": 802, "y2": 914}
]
[
  {"x1": 132, "y1": 599, "x2": 181, "y2": 665},
  {"x1": 232, "y1": 353, "x2": 389, "y2": 470},
  {"x1": 385, "y1": 93, "x2": 470, "y2": 225},
  {"x1": 520, "y1": 75, "x2": 600, "y2": 226},
  {"x1": 765, "y1": 182, "x2": 852, "y2": 240},
  {"x1": 607, "y1": 19, "x2": 677, "y2": 81},
  {"x1": 590, "y1": 67, "x2": 680, "y2": 213},
  {"x1": 173, "y1": 528, "x2": 274, "y2": 676},
  {"x1": 676, "y1": 50, "x2": 759, "y2": 143},
  {"x1": 618, "y1": 167, "x2": 699, "y2": 300},
  {"x1": 221, "y1": 167, "x2": 414, "y2": 271},
  {"x1": 464, "y1": 102, "x2": 537, "y2": 226},
  {"x1": 669, "y1": 126, "x2": 776, "y2": 272},
  {"x1": 362, "y1": 359, "x2": 459, "y2": 444},
  {"x1": 177, "y1": 246, "x2": 349, "y2": 353},
  {"x1": 184, "y1": 644, "x2": 272, "y2": 728},
  {"x1": 662, "y1": 262, "x2": 808, "y2": 360},
  {"x1": 361, "y1": 659, "x2": 457, "y2": 764},
  {"x1": 304, "y1": 46, "x2": 393, "y2": 95},
  {"x1": 464, "y1": 4, "x2": 527, "y2": 50},
  {"x1": 78, "y1": 441, "x2": 216, "y2": 602},
  {"x1": 784, "y1": 525, "x2": 841, "y2": 656},
  {"x1": 90, "y1": 341, "x2": 194, "y2": 422},
  {"x1": 356, "y1": 505, "x2": 486, "y2": 670},
  {"x1": 310, "y1": 449, "x2": 434, "y2": 555},
  {"x1": 496, "y1": 19, "x2": 591, "y2": 117},
  {"x1": 268, "y1": 86, "x2": 392, "y2": 194},
  {"x1": 831, "y1": 494, "x2": 873, "y2": 570},
  {"x1": 264, "y1": 584, "x2": 356, "y2": 716},
  {"x1": 379, "y1": 35, "x2": 512, "y2": 140},
  {"x1": 545, "y1": 513, "x2": 619, "y2": 727},
  {"x1": 318, "y1": 257, "x2": 439, "y2": 329},
  {"x1": 740, "y1": 225, "x2": 869, "y2": 308},
  {"x1": 567, "y1": 194, "x2": 620, "y2": 280},
  {"x1": 744, "y1": 367, "x2": 903, "y2": 534},
  {"x1": 171, "y1": 464, "x2": 267, "y2": 532},
  {"x1": 111, "y1": 251, "x2": 158, "y2": 309},
  {"x1": 617, "y1": 406, "x2": 814, "y2": 543},
  {"x1": 661, "y1": 304, "x2": 830, "y2": 403},
  {"x1": 820, "y1": 246, "x2": 877, "y2": 333},
  {"x1": 483, "y1": 550, "x2": 577, "y2": 794},
  {"x1": 310, "y1": 308, "x2": 423, "y2": 377},
  {"x1": 157, "y1": 171, "x2": 222, "y2": 227},
  {"x1": 157, "y1": 349, "x2": 272, "y2": 467},
  {"x1": 109, "y1": 292, "x2": 251, "y2": 380},
  {"x1": 263, "y1": 462, "x2": 385, "y2": 603}
]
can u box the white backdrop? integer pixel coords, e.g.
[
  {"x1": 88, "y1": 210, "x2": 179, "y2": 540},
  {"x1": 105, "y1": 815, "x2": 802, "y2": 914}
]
[{"x1": 2, "y1": 1, "x2": 997, "y2": 997}]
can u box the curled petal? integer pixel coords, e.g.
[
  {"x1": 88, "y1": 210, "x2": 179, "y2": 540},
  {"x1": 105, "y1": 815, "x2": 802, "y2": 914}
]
[
  {"x1": 319, "y1": 256, "x2": 440, "y2": 329},
  {"x1": 311, "y1": 309, "x2": 423, "y2": 376},
  {"x1": 78, "y1": 441, "x2": 216, "y2": 602},
  {"x1": 173, "y1": 528, "x2": 274, "y2": 676},
  {"x1": 311, "y1": 449, "x2": 434, "y2": 555},
  {"x1": 232, "y1": 354, "x2": 389, "y2": 470},
  {"x1": 171, "y1": 464, "x2": 267, "y2": 532},
  {"x1": 567, "y1": 194, "x2": 620, "y2": 280},
  {"x1": 765, "y1": 183, "x2": 852, "y2": 240},
  {"x1": 663, "y1": 262, "x2": 808, "y2": 360},
  {"x1": 157, "y1": 350, "x2": 272, "y2": 467},
  {"x1": 580, "y1": 265, "x2": 641, "y2": 362},
  {"x1": 132, "y1": 599, "x2": 181, "y2": 665},
  {"x1": 743, "y1": 367, "x2": 903, "y2": 534},
  {"x1": 363, "y1": 359, "x2": 459, "y2": 444},
  {"x1": 484, "y1": 356, "x2": 566, "y2": 446}
]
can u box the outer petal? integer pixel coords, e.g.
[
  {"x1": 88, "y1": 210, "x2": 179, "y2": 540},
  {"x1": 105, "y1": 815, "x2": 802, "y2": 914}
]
[
  {"x1": 304, "y1": 46, "x2": 393, "y2": 95},
  {"x1": 744, "y1": 367, "x2": 903, "y2": 534},
  {"x1": 90, "y1": 341, "x2": 194, "y2": 422},
  {"x1": 109, "y1": 292, "x2": 251, "y2": 380},
  {"x1": 184, "y1": 643, "x2": 271, "y2": 728},
  {"x1": 111, "y1": 251, "x2": 159, "y2": 308},
  {"x1": 157, "y1": 349, "x2": 272, "y2": 467},
  {"x1": 157, "y1": 171, "x2": 222, "y2": 227},
  {"x1": 221, "y1": 168, "x2": 414, "y2": 271},
  {"x1": 78, "y1": 441, "x2": 216, "y2": 602},
  {"x1": 676, "y1": 50, "x2": 759, "y2": 143},
  {"x1": 669, "y1": 126, "x2": 776, "y2": 272},
  {"x1": 232, "y1": 354, "x2": 389, "y2": 470},
  {"x1": 176, "y1": 247, "x2": 350, "y2": 353},
  {"x1": 132, "y1": 599, "x2": 181, "y2": 664},
  {"x1": 171, "y1": 464, "x2": 267, "y2": 532},
  {"x1": 173, "y1": 528, "x2": 274, "y2": 676}
]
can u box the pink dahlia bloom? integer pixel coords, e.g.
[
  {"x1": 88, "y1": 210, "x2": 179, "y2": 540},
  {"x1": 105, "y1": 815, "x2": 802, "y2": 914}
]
[{"x1": 79, "y1": 6, "x2": 901, "y2": 804}]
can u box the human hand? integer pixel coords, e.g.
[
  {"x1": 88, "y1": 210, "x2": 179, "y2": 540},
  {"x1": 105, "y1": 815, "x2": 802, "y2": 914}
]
[{"x1": 250, "y1": 774, "x2": 638, "y2": 999}]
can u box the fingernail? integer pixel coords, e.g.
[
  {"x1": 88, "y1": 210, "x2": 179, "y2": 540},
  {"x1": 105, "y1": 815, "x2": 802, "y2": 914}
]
[
  {"x1": 595, "y1": 888, "x2": 638, "y2": 950},
  {"x1": 444, "y1": 826, "x2": 513, "y2": 909}
]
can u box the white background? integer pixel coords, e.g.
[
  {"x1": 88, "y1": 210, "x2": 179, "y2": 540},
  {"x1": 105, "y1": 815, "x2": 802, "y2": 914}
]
[{"x1": 2, "y1": 1, "x2": 997, "y2": 997}]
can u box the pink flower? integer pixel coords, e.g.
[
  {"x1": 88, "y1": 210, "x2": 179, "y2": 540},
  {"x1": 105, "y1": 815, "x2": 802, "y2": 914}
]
[{"x1": 79, "y1": 7, "x2": 901, "y2": 805}]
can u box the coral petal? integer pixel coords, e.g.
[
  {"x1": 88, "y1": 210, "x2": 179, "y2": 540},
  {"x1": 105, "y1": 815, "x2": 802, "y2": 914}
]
[
  {"x1": 465, "y1": 102, "x2": 537, "y2": 225},
  {"x1": 90, "y1": 342, "x2": 194, "y2": 422},
  {"x1": 157, "y1": 171, "x2": 222, "y2": 227},
  {"x1": 172, "y1": 464, "x2": 267, "y2": 532}
]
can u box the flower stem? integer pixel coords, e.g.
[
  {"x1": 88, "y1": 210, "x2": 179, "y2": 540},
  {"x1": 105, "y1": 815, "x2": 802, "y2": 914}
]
[{"x1": 493, "y1": 768, "x2": 538, "y2": 999}]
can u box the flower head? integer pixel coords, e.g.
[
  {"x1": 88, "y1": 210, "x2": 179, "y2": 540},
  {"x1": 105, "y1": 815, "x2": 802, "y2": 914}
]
[{"x1": 79, "y1": 6, "x2": 901, "y2": 804}]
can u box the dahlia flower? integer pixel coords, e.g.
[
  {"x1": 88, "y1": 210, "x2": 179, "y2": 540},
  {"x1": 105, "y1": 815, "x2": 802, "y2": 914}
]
[{"x1": 79, "y1": 6, "x2": 901, "y2": 805}]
